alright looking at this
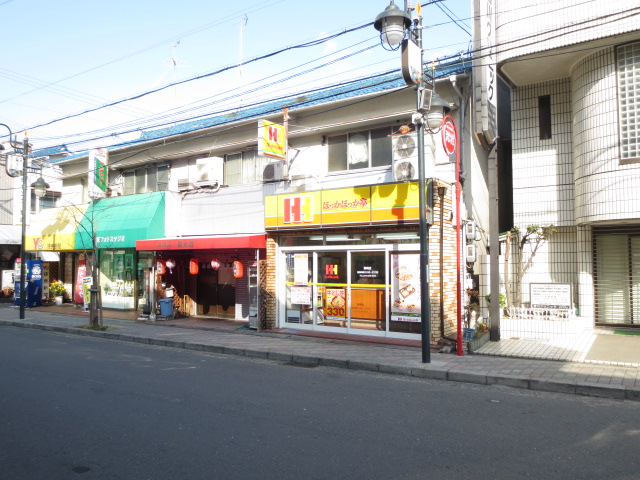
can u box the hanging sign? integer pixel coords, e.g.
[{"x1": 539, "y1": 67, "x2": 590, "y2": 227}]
[
  {"x1": 88, "y1": 149, "x2": 108, "y2": 199},
  {"x1": 258, "y1": 120, "x2": 287, "y2": 160}
]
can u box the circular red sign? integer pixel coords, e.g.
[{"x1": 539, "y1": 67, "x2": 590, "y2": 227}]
[{"x1": 441, "y1": 118, "x2": 457, "y2": 156}]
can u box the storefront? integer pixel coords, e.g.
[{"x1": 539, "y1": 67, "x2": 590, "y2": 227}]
[
  {"x1": 75, "y1": 192, "x2": 165, "y2": 310},
  {"x1": 136, "y1": 234, "x2": 266, "y2": 321},
  {"x1": 265, "y1": 181, "x2": 451, "y2": 340},
  {"x1": 25, "y1": 205, "x2": 88, "y2": 299}
]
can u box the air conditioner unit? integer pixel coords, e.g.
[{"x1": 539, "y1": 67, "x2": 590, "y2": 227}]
[
  {"x1": 178, "y1": 178, "x2": 195, "y2": 191},
  {"x1": 392, "y1": 133, "x2": 418, "y2": 181},
  {"x1": 263, "y1": 161, "x2": 285, "y2": 182},
  {"x1": 195, "y1": 156, "x2": 223, "y2": 185}
]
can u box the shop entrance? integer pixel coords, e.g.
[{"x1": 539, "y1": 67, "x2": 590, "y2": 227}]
[
  {"x1": 195, "y1": 265, "x2": 236, "y2": 318},
  {"x1": 283, "y1": 245, "x2": 422, "y2": 338}
]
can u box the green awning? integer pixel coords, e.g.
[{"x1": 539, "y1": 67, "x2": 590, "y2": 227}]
[{"x1": 75, "y1": 191, "x2": 165, "y2": 249}]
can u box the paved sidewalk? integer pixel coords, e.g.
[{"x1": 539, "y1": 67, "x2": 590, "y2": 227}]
[{"x1": 1, "y1": 303, "x2": 640, "y2": 402}]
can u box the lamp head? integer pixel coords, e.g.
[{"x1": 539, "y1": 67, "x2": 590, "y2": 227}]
[
  {"x1": 373, "y1": 1, "x2": 411, "y2": 48},
  {"x1": 426, "y1": 93, "x2": 451, "y2": 132},
  {"x1": 31, "y1": 177, "x2": 50, "y2": 198}
]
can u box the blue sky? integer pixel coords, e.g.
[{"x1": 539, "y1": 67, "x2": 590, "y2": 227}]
[{"x1": 0, "y1": 0, "x2": 472, "y2": 152}]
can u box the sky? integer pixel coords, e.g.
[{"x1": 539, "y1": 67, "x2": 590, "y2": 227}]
[{"x1": 0, "y1": 0, "x2": 472, "y2": 153}]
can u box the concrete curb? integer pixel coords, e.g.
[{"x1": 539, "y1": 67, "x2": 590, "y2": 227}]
[{"x1": 3, "y1": 319, "x2": 640, "y2": 402}]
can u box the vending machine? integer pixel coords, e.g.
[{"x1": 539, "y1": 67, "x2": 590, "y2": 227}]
[{"x1": 13, "y1": 259, "x2": 43, "y2": 308}]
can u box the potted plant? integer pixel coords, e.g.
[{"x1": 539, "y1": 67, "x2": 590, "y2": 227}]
[{"x1": 49, "y1": 281, "x2": 67, "y2": 305}]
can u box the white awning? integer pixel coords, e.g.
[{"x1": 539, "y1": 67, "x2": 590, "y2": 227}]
[{"x1": 0, "y1": 225, "x2": 21, "y2": 245}]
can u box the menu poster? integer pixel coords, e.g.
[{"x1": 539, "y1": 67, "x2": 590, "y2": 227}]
[
  {"x1": 391, "y1": 254, "x2": 421, "y2": 323},
  {"x1": 294, "y1": 253, "x2": 309, "y2": 285},
  {"x1": 324, "y1": 288, "x2": 346, "y2": 320},
  {"x1": 291, "y1": 285, "x2": 311, "y2": 305}
]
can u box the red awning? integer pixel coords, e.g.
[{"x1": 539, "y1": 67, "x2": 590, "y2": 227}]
[{"x1": 136, "y1": 234, "x2": 266, "y2": 251}]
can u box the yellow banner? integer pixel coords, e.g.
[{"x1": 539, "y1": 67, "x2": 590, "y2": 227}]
[{"x1": 265, "y1": 181, "x2": 424, "y2": 230}]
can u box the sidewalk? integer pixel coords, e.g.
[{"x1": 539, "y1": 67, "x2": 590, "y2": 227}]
[{"x1": 1, "y1": 303, "x2": 639, "y2": 402}]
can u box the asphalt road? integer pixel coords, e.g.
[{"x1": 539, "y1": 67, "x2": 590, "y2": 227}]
[{"x1": 1, "y1": 326, "x2": 639, "y2": 480}]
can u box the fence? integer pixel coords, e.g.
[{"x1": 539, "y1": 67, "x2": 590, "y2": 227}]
[{"x1": 501, "y1": 307, "x2": 591, "y2": 340}]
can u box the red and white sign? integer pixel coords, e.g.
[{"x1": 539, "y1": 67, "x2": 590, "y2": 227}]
[{"x1": 441, "y1": 117, "x2": 457, "y2": 156}]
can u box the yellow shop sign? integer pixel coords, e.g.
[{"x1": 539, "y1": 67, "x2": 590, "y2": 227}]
[{"x1": 265, "y1": 181, "x2": 424, "y2": 230}]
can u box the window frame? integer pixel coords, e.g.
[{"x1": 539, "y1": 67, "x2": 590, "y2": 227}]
[
  {"x1": 327, "y1": 126, "x2": 394, "y2": 173},
  {"x1": 616, "y1": 41, "x2": 640, "y2": 165},
  {"x1": 122, "y1": 165, "x2": 169, "y2": 195}
]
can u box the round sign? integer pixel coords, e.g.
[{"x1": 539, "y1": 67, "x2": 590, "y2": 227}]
[{"x1": 441, "y1": 118, "x2": 457, "y2": 156}]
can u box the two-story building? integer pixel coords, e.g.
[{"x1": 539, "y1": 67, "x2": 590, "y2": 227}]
[{"x1": 45, "y1": 57, "x2": 485, "y2": 344}]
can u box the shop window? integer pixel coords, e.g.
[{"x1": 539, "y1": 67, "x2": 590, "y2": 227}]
[
  {"x1": 224, "y1": 150, "x2": 268, "y2": 186},
  {"x1": 123, "y1": 165, "x2": 169, "y2": 195},
  {"x1": 617, "y1": 41, "x2": 640, "y2": 163},
  {"x1": 328, "y1": 126, "x2": 394, "y2": 172}
]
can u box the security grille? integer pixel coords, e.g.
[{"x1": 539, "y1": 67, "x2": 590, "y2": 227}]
[{"x1": 593, "y1": 226, "x2": 640, "y2": 326}]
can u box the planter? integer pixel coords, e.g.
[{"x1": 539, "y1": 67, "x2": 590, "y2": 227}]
[
  {"x1": 466, "y1": 331, "x2": 490, "y2": 353},
  {"x1": 54, "y1": 296, "x2": 63, "y2": 305}
]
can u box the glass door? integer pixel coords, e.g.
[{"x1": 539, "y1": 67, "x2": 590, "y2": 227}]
[{"x1": 349, "y1": 251, "x2": 387, "y2": 331}]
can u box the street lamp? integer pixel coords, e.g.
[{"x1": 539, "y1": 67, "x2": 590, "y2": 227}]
[
  {"x1": 374, "y1": 1, "x2": 449, "y2": 363},
  {"x1": 0, "y1": 125, "x2": 48, "y2": 320}
]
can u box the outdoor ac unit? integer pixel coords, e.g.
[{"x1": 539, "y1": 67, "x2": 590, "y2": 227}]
[
  {"x1": 263, "y1": 161, "x2": 284, "y2": 182},
  {"x1": 178, "y1": 178, "x2": 195, "y2": 191},
  {"x1": 195, "y1": 156, "x2": 223, "y2": 185},
  {"x1": 392, "y1": 133, "x2": 418, "y2": 181}
]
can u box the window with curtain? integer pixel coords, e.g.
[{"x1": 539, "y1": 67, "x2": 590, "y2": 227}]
[
  {"x1": 328, "y1": 126, "x2": 394, "y2": 172},
  {"x1": 123, "y1": 165, "x2": 169, "y2": 195},
  {"x1": 224, "y1": 150, "x2": 268, "y2": 186}
]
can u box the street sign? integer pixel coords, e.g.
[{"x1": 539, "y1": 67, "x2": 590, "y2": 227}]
[{"x1": 442, "y1": 117, "x2": 457, "y2": 156}]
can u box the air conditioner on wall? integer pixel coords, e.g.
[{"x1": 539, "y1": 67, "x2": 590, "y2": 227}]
[
  {"x1": 392, "y1": 133, "x2": 418, "y2": 181},
  {"x1": 263, "y1": 161, "x2": 285, "y2": 182},
  {"x1": 178, "y1": 178, "x2": 196, "y2": 191}
]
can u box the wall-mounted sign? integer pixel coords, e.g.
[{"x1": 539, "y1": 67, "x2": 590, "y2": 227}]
[
  {"x1": 258, "y1": 120, "x2": 287, "y2": 160},
  {"x1": 265, "y1": 181, "x2": 424, "y2": 230},
  {"x1": 442, "y1": 117, "x2": 457, "y2": 156},
  {"x1": 530, "y1": 283, "x2": 572, "y2": 309}
]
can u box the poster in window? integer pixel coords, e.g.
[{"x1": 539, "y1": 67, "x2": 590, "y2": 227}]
[
  {"x1": 391, "y1": 254, "x2": 421, "y2": 322},
  {"x1": 291, "y1": 286, "x2": 311, "y2": 305},
  {"x1": 114, "y1": 254, "x2": 124, "y2": 275},
  {"x1": 294, "y1": 253, "x2": 309, "y2": 285},
  {"x1": 324, "y1": 288, "x2": 346, "y2": 320}
]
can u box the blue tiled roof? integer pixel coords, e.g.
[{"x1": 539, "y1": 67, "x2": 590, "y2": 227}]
[
  {"x1": 47, "y1": 151, "x2": 88, "y2": 164},
  {"x1": 32, "y1": 144, "x2": 70, "y2": 157},
  {"x1": 112, "y1": 56, "x2": 471, "y2": 149}
]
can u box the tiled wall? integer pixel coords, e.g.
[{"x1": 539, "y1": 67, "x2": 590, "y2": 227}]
[
  {"x1": 511, "y1": 78, "x2": 574, "y2": 228},
  {"x1": 496, "y1": 0, "x2": 640, "y2": 62},
  {"x1": 572, "y1": 47, "x2": 640, "y2": 223}
]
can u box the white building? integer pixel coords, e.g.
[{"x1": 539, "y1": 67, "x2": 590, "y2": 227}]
[{"x1": 481, "y1": 0, "x2": 640, "y2": 327}]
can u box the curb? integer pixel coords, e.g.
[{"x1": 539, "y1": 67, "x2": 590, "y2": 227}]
[{"x1": 2, "y1": 319, "x2": 639, "y2": 402}]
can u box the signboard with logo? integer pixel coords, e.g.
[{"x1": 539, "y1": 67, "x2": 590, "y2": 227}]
[
  {"x1": 265, "y1": 181, "x2": 424, "y2": 230},
  {"x1": 258, "y1": 120, "x2": 287, "y2": 160},
  {"x1": 88, "y1": 149, "x2": 108, "y2": 199}
]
